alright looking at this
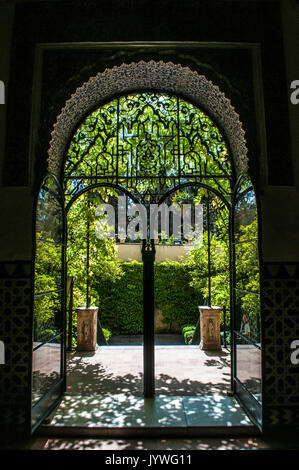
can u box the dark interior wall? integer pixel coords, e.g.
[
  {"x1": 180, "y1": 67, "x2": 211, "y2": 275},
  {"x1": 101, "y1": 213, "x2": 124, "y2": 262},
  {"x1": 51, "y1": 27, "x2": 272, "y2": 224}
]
[
  {"x1": 260, "y1": 0, "x2": 299, "y2": 264},
  {"x1": 2, "y1": 0, "x2": 292, "y2": 188},
  {"x1": 281, "y1": 0, "x2": 299, "y2": 185},
  {"x1": 0, "y1": 0, "x2": 298, "y2": 436},
  {"x1": 0, "y1": 1, "x2": 32, "y2": 263},
  {"x1": 260, "y1": 5, "x2": 299, "y2": 432},
  {"x1": 0, "y1": 1, "x2": 13, "y2": 181}
]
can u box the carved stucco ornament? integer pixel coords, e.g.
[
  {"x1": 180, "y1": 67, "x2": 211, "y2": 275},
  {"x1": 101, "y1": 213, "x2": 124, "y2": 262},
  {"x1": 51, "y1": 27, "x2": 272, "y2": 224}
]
[{"x1": 47, "y1": 60, "x2": 248, "y2": 177}]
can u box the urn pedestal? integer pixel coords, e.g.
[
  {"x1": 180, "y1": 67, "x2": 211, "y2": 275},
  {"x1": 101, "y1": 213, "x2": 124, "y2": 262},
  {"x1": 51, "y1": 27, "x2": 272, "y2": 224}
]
[
  {"x1": 198, "y1": 305, "x2": 221, "y2": 350},
  {"x1": 76, "y1": 307, "x2": 98, "y2": 351}
]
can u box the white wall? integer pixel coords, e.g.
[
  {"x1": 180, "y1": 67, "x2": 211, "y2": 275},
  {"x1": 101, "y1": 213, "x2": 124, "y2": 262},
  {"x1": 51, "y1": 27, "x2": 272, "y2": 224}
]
[{"x1": 116, "y1": 244, "x2": 191, "y2": 262}]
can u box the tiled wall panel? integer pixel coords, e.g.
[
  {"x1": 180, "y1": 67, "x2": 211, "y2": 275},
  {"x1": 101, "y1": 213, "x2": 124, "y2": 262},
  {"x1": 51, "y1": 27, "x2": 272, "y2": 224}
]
[{"x1": 0, "y1": 262, "x2": 32, "y2": 435}]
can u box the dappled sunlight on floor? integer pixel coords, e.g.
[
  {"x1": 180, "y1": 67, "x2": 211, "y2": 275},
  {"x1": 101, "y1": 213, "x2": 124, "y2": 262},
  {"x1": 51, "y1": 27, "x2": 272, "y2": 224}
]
[
  {"x1": 25, "y1": 436, "x2": 271, "y2": 450},
  {"x1": 3, "y1": 434, "x2": 299, "y2": 451},
  {"x1": 66, "y1": 345, "x2": 231, "y2": 396},
  {"x1": 45, "y1": 343, "x2": 251, "y2": 430},
  {"x1": 47, "y1": 394, "x2": 251, "y2": 428}
]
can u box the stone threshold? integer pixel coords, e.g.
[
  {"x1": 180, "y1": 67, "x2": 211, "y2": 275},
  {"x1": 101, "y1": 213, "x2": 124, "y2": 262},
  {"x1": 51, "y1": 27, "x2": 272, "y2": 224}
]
[
  {"x1": 37, "y1": 424, "x2": 260, "y2": 438},
  {"x1": 38, "y1": 394, "x2": 259, "y2": 438}
]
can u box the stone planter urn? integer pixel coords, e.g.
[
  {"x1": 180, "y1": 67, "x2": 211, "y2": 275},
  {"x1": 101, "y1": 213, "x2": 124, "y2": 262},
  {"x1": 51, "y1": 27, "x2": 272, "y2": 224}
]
[
  {"x1": 198, "y1": 305, "x2": 221, "y2": 350},
  {"x1": 76, "y1": 306, "x2": 98, "y2": 351}
]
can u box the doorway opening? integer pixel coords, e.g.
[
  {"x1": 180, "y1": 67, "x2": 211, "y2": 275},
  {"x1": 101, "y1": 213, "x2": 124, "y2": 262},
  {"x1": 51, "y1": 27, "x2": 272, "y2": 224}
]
[
  {"x1": 154, "y1": 184, "x2": 231, "y2": 399},
  {"x1": 65, "y1": 186, "x2": 144, "y2": 399},
  {"x1": 31, "y1": 73, "x2": 262, "y2": 433}
]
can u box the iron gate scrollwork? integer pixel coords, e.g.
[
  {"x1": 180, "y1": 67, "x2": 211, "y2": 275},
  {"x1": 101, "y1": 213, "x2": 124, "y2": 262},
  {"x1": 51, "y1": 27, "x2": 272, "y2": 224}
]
[{"x1": 64, "y1": 92, "x2": 233, "y2": 206}]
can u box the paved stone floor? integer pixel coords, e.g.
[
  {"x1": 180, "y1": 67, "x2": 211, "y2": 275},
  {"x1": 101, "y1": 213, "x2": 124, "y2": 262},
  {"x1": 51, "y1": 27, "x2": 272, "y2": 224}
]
[
  {"x1": 2, "y1": 434, "x2": 299, "y2": 450},
  {"x1": 47, "y1": 394, "x2": 251, "y2": 427},
  {"x1": 66, "y1": 337, "x2": 231, "y2": 396},
  {"x1": 1, "y1": 337, "x2": 296, "y2": 451},
  {"x1": 44, "y1": 339, "x2": 252, "y2": 429}
]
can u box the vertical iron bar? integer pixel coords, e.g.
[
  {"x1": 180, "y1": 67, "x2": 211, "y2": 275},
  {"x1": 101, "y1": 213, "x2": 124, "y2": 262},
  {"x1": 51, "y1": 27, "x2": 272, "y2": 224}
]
[
  {"x1": 207, "y1": 193, "x2": 211, "y2": 307},
  {"x1": 177, "y1": 96, "x2": 181, "y2": 186},
  {"x1": 142, "y1": 238, "x2": 155, "y2": 398},
  {"x1": 116, "y1": 96, "x2": 119, "y2": 185},
  {"x1": 67, "y1": 277, "x2": 75, "y2": 351},
  {"x1": 230, "y1": 191, "x2": 236, "y2": 395},
  {"x1": 62, "y1": 192, "x2": 67, "y2": 393},
  {"x1": 86, "y1": 197, "x2": 90, "y2": 308},
  {"x1": 223, "y1": 305, "x2": 226, "y2": 348}
]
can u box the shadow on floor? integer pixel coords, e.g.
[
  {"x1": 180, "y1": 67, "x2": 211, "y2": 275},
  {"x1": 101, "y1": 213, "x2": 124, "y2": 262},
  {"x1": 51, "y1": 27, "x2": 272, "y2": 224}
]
[
  {"x1": 109, "y1": 334, "x2": 185, "y2": 345},
  {"x1": 3, "y1": 434, "x2": 299, "y2": 450},
  {"x1": 66, "y1": 357, "x2": 231, "y2": 395}
]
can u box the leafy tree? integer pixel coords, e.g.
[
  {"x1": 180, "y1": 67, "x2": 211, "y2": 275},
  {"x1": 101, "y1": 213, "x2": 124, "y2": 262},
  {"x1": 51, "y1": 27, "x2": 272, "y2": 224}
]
[
  {"x1": 66, "y1": 189, "x2": 123, "y2": 341},
  {"x1": 34, "y1": 233, "x2": 62, "y2": 341},
  {"x1": 234, "y1": 218, "x2": 260, "y2": 341}
]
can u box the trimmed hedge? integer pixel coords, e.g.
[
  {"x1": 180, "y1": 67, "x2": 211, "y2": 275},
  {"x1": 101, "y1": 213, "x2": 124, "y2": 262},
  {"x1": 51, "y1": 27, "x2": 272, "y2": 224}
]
[
  {"x1": 154, "y1": 260, "x2": 200, "y2": 331},
  {"x1": 181, "y1": 325, "x2": 197, "y2": 344},
  {"x1": 93, "y1": 260, "x2": 143, "y2": 335},
  {"x1": 93, "y1": 260, "x2": 202, "y2": 335}
]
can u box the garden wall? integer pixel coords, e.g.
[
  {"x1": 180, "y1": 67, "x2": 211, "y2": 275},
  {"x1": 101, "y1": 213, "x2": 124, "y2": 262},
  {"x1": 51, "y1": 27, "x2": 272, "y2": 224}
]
[{"x1": 116, "y1": 244, "x2": 191, "y2": 263}]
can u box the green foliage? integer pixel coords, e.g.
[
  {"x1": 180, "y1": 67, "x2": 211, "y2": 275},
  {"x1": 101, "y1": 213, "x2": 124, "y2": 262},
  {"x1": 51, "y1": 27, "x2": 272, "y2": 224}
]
[
  {"x1": 235, "y1": 218, "x2": 260, "y2": 341},
  {"x1": 92, "y1": 260, "x2": 200, "y2": 335},
  {"x1": 158, "y1": 232, "x2": 177, "y2": 245},
  {"x1": 33, "y1": 233, "x2": 63, "y2": 341},
  {"x1": 93, "y1": 260, "x2": 143, "y2": 335},
  {"x1": 34, "y1": 100, "x2": 260, "y2": 347},
  {"x1": 35, "y1": 186, "x2": 260, "y2": 345},
  {"x1": 65, "y1": 93, "x2": 231, "y2": 204},
  {"x1": 66, "y1": 190, "x2": 124, "y2": 343},
  {"x1": 181, "y1": 325, "x2": 196, "y2": 344},
  {"x1": 102, "y1": 328, "x2": 112, "y2": 342},
  {"x1": 220, "y1": 331, "x2": 231, "y2": 346},
  {"x1": 186, "y1": 207, "x2": 260, "y2": 338},
  {"x1": 185, "y1": 197, "x2": 231, "y2": 330},
  {"x1": 154, "y1": 260, "x2": 200, "y2": 329},
  {"x1": 67, "y1": 190, "x2": 123, "y2": 306},
  {"x1": 62, "y1": 96, "x2": 234, "y2": 341}
]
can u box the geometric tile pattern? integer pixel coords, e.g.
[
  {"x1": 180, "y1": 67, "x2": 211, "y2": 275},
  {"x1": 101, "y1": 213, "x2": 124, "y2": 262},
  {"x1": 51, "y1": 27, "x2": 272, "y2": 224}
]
[
  {"x1": 262, "y1": 263, "x2": 299, "y2": 428},
  {"x1": 265, "y1": 406, "x2": 299, "y2": 427},
  {"x1": 0, "y1": 262, "x2": 32, "y2": 435}
]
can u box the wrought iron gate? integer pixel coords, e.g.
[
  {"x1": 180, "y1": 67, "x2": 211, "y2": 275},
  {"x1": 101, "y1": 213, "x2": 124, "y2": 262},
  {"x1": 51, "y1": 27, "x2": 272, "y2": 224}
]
[{"x1": 31, "y1": 91, "x2": 263, "y2": 429}]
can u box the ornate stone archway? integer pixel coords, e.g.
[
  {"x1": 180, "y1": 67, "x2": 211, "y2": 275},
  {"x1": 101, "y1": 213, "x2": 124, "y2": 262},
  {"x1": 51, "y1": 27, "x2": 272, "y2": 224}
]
[{"x1": 47, "y1": 61, "x2": 248, "y2": 177}]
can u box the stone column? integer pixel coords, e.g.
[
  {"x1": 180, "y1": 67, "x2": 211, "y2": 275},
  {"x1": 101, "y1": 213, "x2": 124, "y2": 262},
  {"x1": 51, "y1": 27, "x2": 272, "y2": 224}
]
[
  {"x1": 198, "y1": 305, "x2": 221, "y2": 350},
  {"x1": 76, "y1": 307, "x2": 98, "y2": 351}
]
